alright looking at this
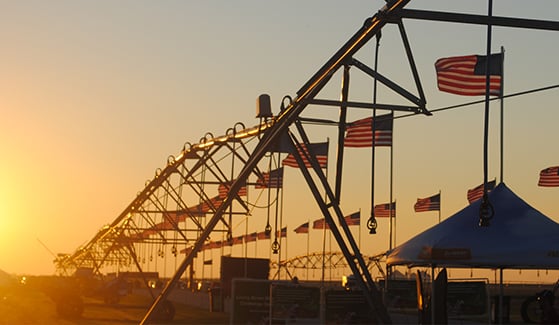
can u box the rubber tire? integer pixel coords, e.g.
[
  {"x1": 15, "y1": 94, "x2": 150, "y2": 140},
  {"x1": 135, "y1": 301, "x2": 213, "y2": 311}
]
[{"x1": 521, "y1": 296, "x2": 541, "y2": 324}]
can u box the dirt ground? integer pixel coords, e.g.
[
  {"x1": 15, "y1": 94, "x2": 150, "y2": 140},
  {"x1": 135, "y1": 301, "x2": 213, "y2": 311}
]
[
  {"x1": 0, "y1": 283, "x2": 228, "y2": 325},
  {"x1": 0, "y1": 278, "x2": 552, "y2": 324}
]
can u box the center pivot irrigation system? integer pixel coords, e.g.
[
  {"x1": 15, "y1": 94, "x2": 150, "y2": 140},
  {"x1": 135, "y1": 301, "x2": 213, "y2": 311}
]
[{"x1": 55, "y1": 1, "x2": 559, "y2": 323}]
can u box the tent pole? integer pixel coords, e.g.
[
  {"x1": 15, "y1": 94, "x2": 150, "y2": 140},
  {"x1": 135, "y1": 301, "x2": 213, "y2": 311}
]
[
  {"x1": 431, "y1": 266, "x2": 435, "y2": 325},
  {"x1": 499, "y1": 268, "x2": 504, "y2": 324}
]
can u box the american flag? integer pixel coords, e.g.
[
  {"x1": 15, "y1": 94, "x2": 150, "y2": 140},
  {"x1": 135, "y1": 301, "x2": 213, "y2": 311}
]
[
  {"x1": 344, "y1": 113, "x2": 393, "y2": 147},
  {"x1": 282, "y1": 142, "x2": 328, "y2": 168},
  {"x1": 184, "y1": 204, "x2": 213, "y2": 216},
  {"x1": 294, "y1": 222, "x2": 309, "y2": 234},
  {"x1": 257, "y1": 230, "x2": 270, "y2": 240},
  {"x1": 232, "y1": 235, "x2": 244, "y2": 245},
  {"x1": 435, "y1": 53, "x2": 503, "y2": 96},
  {"x1": 467, "y1": 179, "x2": 496, "y2": 203},
  {"x1": 198, "y1": 196, "x2": 223, "y2": 214},
  {"x1": 218, "y1": 180, "x2": 247, "y2": 199},
  {"x1": 414, "y1": 193, "x2": 441, "y2": 213},
  {"x1": 374, "y1": 202, "x2": 396, "y2": 218},
  {"x1": 142, "y1": 229, "x2": 157, "y2": 238},
  {"x1": 312, "y1": 218, "x2": 330, "y2": 230},
  {"x1": 180, "y1": 246, "x2": 193, "y2": 255},
  {"x1": 153, "y1": 222, "x2": 173, "y2": 231},
  {"x1": 153, "y1": 209, "x2": 192, "y2": 232},
  {"x1": 164, "y1": 211, "x2": 188, "y2": 223},
  {"x1": 538, "y1": 166, "x2": 559, "y2": 187},
  {"x1": 209, "y1": 241, "x2": 222, "y2": 249},
  {"x1": 344, "y1": 211, "x2": 361, "y2": 226},
  {"x1": 245, "y1": 232, "x2": 258, "y2": 243},
  {"x1": 276, "y1": 227, "x2": 287, "y2": 238},
  {"x1": 255, "y1": 167, "x2": 284, "y2": 189}
]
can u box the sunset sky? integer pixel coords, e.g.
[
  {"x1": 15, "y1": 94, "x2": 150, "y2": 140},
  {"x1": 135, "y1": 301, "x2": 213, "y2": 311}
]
[{"x1": 1, "y1": 0, "x2": 558, "y2": 282}]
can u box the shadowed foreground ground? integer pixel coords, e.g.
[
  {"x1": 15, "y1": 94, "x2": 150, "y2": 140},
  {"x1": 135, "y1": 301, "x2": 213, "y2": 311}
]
[
  {"x1": 1, "y1": 277, "x2": 554, "y2": 324},
  {"x1": 0, "y1": 283, "x2": 228, "y2": 325}
]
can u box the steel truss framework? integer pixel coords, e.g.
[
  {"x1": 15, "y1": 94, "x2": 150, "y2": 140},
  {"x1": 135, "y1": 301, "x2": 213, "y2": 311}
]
[
  {"x1": 275, "y1": 251, "x2": 387, "y2": 277},
  {"x1": 54, "y1": 1, "x2": 559, "y2": 323}
]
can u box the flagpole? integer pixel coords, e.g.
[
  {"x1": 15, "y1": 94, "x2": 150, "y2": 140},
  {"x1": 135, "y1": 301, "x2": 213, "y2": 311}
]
[
  {"x1": 284, "y1": 227, "x2": 288, "y2": 281},
  {"x1": 321, "y1": 139, "x2": 330, "y2": 285},
  {"x1": 245, "y1": 217, "x2": 248, "y2": 277},
  {"x1": 389, "y1": 144, "x2": 394, "y2": 250},
  {"x1": 321, "y1": 220, "x2": 326, "y2": 286},
  {"x1": 358, "y1": 209, "x2": 361, "y2": 247},
  {"x1": 499, "y1": 46, "x2": 505, "y2": 183},
  {"x1": 438, "y1": 190, "x2": 441, "y2": 223},
  {"x1": 306, "y1": 220, "x2": 310, "y2": 281},
  {"x1": 278, "y1": 179, "x2": 284, "y2": 280},
  {"x1": 329, "y1": 229, "x2": 332, "y2": 281},
  {"x1": 326, "y1": 138, "x2": 332, "y2": 281}
]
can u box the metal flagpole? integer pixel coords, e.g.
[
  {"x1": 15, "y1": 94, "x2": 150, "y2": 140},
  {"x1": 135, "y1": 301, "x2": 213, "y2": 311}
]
[
  {"x1": 277, "y1": 174, "x2": 284, "y2": 279},
  {"x1": 306, "y1": 219, "x2": 310, "y2": 281},
  {"x1": 321, "y1": 218, "x2": 326, "y2": 285},
  {"x1": 245, "y1": 217, "x2": 248, "y2": 277},
  {"x1": 389, "y1": 147, "x2": 394, "y2": 250},
  {"x1": 320, "y1": 217, "x2": 326, "y2": 321},
  {"x1": 284, "y1": 228, "x2": 287, "y2": 281},
  {"x1": 321, "y1": 138, "x2": 330, "y2": 286},
  {"x1": 500, "y1": 46, "x2": 505, "y2": 183},
  {"x1": 438, "y1": 190, "x2": 441, "y2": 223},
  {"x1": 329, "y1": 227, "x2": 332, "y2": 281},
  {"x1": 358, "y1": 209, "x2": 361, "y2": 247},
  {"x1": 326, "y1": 139, "x2": 332, "y2": 282}
]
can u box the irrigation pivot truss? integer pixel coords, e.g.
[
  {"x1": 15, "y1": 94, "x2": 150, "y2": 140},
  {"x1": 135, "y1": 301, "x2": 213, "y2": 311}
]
[{"x1": 54, "y1": 0, "x2": 559, "y2": 323}]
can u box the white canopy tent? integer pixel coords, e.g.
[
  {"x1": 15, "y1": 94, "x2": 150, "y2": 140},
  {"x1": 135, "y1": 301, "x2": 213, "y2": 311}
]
[{"x1": 387, "y1": 183, "x2": 559, "y2": 269}]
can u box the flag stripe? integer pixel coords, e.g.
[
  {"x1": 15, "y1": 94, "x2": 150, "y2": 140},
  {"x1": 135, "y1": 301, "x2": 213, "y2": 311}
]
[
  {"x1": 257, "y1": 231, "x2": 271, "y2": 240},
  {"x1": 312, "y1": 218, "x2": 330, "y2": 229},
  {"x1": 276, "y1": 227, "x2": 287, "y2": 238},
  {"x1": 467, "y1": 179, "x2": 496, "y2": 203},
  {"x1": 414, "y1": 193, "x2": 441, "y2": 213},
  {"x1": 344, "y1": 211, "x2": 361, "y2": 226},
  {"x1": 344, "y1": 113, "x2": 393, "y2": 147},
  {"x1": 374, "y1": 202, "x2": 396, "y2": 218},
  {"x1": 294, "y1": 222, "x2": 309, "y2": 234},
  {"x1": 255, "y1": 167, "x2": 284, "y2": 189},
  {"x1": 282, "y1": 142, "x2": 328, "y2": 168},
  {"x1": 538, "y1": 166, "x2": 559, "y2": 187},
  {"x1": 245, "y1": 232, "x2": 258, "y2": 243},
  {"x1": 435, "y1": 54, "x2": 502, "y2": 96},
  {"x1": 218, "y1": 181, "x2": 247, "y2": 199}
]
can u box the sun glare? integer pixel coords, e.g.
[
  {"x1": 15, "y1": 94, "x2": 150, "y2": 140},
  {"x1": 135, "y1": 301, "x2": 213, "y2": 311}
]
[
  {"x1": 0, "y1": 190, "x2": 11, "y2": 231},
  {"x1": 0, "y1": 175, "x2": 21, "y2": 249}
]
